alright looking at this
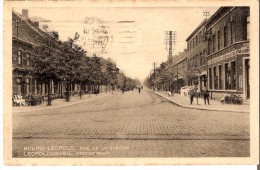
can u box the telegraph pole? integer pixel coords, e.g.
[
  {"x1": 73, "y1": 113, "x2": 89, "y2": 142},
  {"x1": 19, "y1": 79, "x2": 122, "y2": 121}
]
[
  {"x1": 165, "y1": 31, "x2": 177, "y2": 92},
  {"x1": 203, "y1": 10, "x2": 213, "y2": 98}
]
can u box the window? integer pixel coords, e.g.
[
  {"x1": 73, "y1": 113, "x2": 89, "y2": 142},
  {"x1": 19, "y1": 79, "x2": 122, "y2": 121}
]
[
  {"x1": 212, "y1": 34, "x2": 216, "y2": 53},
  {"x1": 231, "y1": 61, "x2": 236, "y2": 89},
  {"x1": 199, "y1": 32, "x2": 202, "y2": 44},
  {"x1": 219, "y1": 65, "x2": 222, "y2": 89},
  {"x1": 224, "y1": 62, "x2": 236, "y2": 90},
  {"x1": 195, "y1": 35, "x2": 198, "y2": 47},
  {"x1": 18, "y1": 50, "x2": 22, "y2": 65},
  {"x1": 224, "y1": 26, "x2": 228, "y2": 47},
  {"x1": 213, "y1": 66, "x2": 218, "y2": 89},
  {"x1": 217, "y1": 31, "x2": 221, "y2": 50},
  {"x1": 203, "y1": 50, "x2": 206, "y2": 65},
  {"x1": 26, "y1": 53, "x2": 30, "y2": 66},
  {"x1": 209, "y1": 68, "x2": 212, "y2": 89},
  {"x1": 247, "y1": 16, "x2": 250, "y2": 40},
  {"x1": 230, "y1": 21, "x2": 235, "y2": 44},
  {"x1": 199, "y1": 53, "x2": 202, "y2": 67}
]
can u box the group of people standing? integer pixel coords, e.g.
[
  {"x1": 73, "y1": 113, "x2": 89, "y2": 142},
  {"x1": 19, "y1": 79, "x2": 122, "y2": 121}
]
[{"x1": 189, "y1": 88, "x2": 210, "y2": 105}]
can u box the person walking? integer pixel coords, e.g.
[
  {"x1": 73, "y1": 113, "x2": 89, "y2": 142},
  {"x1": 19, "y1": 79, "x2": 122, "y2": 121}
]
[
  {"x1": 204, "y1": 89, "x2": 210, "y2": 105},
  {"x1": 138, "y1": 87, "x2": 141, "y2": 94},
  {"x1": 189, "y1": 88, "x2": 195, "y2": 105}
]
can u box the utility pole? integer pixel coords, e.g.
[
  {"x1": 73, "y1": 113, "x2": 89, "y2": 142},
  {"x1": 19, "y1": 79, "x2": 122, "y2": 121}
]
[
  {"x1": 203, "y1": 11, "x2": 210, "y2": 20},
  {"x1": 203, "y1": 10, "x2": 212, "y2": 98},
  {"x1": 165, "y1": 31, "x2": 177, "y2": 92}
]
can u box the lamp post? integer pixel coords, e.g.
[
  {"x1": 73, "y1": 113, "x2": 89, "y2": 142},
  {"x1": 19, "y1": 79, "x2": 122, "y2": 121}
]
[{"x1": 204, "y1": 28, "x2": 212, "y2": 98}]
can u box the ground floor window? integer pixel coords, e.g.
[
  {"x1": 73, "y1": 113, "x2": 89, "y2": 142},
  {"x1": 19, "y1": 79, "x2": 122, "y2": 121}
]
[
  {"x1": 213, "y1": 66, "x2": 218, "y2": 89},
  {"x1": 225, "y1": 63, "x2": 231, "y2": 89},
  {"x1": 225, "y1": 61, "x2": 236, "y2": 90},
  {"x1": 209, "y1": 68, "x2": 212, "y2": 89},
  {"x1": 219, "y1": 65, "x2": 222, "y2": 89}
]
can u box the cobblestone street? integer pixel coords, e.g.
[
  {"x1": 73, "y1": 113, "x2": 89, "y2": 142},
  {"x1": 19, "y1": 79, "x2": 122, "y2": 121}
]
[{"x1": 12, "y1": 88, "x2": 250, "y2": 157}]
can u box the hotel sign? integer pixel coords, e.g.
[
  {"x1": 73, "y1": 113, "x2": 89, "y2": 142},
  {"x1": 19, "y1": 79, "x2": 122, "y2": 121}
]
[{"x1": 208, "y1": 46, "x2": 250, "y2": 65}]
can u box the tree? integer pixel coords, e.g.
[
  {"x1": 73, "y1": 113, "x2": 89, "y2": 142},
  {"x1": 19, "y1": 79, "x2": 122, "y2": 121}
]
[{"x1": 32, "y1": 31, "x2": 61, "y2": 106}]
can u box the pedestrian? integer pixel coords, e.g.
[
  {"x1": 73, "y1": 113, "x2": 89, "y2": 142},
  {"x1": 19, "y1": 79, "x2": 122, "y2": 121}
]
[
  {"x1": 138, "y1": 87, "x2": 141, "y2": 94},
  {"x1": 204, "y1": 89, "x2": 210, "y2": 105},
  {"x1": 189, "y1": 88, "x2": 195, "y2": 105}
]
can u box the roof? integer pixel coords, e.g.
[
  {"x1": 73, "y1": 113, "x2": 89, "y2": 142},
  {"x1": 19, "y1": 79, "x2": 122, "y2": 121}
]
[
  {"x1": 205, "y1": 7, "x2": 234, "y2": 28},
  {"x1": 186, "y1": 19, "x2": 207, "y2": 41}
]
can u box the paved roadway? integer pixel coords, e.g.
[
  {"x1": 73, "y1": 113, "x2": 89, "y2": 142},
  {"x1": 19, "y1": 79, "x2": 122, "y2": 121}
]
[{"x1": 12, "y1": 88, "x2": 249, "y2": 157}]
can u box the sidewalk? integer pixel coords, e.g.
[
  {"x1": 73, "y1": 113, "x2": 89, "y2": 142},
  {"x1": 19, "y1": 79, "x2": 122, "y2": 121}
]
[
  {"x1": 12, "y1": 92, "x2": 113, "y2": 113},
  {"x1": 154, "y1": 91, "x2": 250, "y2": 113}
]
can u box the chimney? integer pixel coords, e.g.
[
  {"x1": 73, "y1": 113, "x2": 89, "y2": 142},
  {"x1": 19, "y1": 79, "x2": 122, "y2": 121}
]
[{"x1": 22, "y1": 9, "x2": 28, "y2": 22}]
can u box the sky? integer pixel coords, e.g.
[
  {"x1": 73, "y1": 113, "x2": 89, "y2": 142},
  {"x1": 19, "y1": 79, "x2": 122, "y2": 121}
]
[{"x1": 15, "y1": 7, "x2": 218, "y2": 82}]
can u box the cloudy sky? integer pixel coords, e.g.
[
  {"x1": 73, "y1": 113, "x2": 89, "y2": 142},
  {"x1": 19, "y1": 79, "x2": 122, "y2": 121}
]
[{"x1": 15, "y1": 7, "x2": 218, "y2": 82}]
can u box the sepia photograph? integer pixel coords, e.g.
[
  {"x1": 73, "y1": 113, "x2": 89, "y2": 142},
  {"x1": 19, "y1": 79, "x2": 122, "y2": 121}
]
[{"x1": 2, "y1": 0, "x2": 259, "y2": 166}]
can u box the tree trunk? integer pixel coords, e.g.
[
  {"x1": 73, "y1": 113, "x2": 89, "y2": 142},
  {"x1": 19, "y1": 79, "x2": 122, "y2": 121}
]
[
  {"x1": 60, "y1": 81, "x2": 63, "y2": 98},
  {"x1": 66, "y1": 81, "x2": 70, "y2": 102},
  {"x1": 79, "y1": 83, "x2": 82, "y2": 99},
  {"x1": 47, "y1": 79, "x2": 52, "y2": 106}
]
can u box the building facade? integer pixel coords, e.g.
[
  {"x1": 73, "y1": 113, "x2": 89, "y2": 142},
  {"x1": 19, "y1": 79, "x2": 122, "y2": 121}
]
[
  {"x1": 205, "y1": 7, "x2": 250, "y2": 100},
  {"x1": 171, "y1": 50, "x2": 188, "y2": 93},
  {"x1": 186, "y1": 19, "x2": 208, "y2": 93},
  {"x1": 12, "y1": 9, "x2": 66, "y2": 98}
]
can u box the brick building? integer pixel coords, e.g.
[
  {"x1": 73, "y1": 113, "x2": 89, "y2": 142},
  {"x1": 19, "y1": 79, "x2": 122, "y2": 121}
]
[
  {"x1": 186, "y1": 19, "x2": 208, "y2": 93},
  {"x1": 12, "y1": 9, "x2": 46, "y2": 97},
  {"x1": 12, "y1": 9, "x2": 66, "y2": 98},
  {"x1": 205, "y1": 7, "x2": 250, "y2": 100},
  {"x1": 170, "y1": 50, "x2": 188, "y2": 93}
]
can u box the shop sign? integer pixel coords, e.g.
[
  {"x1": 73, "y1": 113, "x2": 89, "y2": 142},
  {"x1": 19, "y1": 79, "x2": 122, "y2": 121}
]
[
  {"x1": 237, "y1": 46, "x2": 249, "y2": 55},
  {"x1": 208, "y1": 50, "x2": 236, "y2": 65},
  {"x1": 208, "y1": 46, "x2": 250, "y2": 65}
]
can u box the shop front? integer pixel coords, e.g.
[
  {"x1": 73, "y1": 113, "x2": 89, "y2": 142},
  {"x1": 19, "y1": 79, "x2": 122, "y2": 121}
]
[{"x1": 207, "y1": 44, "x2": 249, "y2": 100}]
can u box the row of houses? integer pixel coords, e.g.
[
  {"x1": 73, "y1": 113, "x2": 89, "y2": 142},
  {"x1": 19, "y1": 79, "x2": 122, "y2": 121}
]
[
  {"x1": 156, "y1": 7, "x2": 250, "y2": 101},
  {"x1": 12, "y1": 9, "x2": 119, "y2": 99}
]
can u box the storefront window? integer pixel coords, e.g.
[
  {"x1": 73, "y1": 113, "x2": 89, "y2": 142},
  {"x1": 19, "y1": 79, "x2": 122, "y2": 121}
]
[
  {"x1": 225, "y1": 63, "x2": 231, "y2": 89},
  {"x1": 231, "y1": 61, "x2": 236, "y2": 89},
  {"x1": 209, "y1": 68, "x2": 212, "y2": 89},
  {"x1": 213, "y1": 66, "x2": 218, "y2": 89},
  {"x1": 219, "y1": 65, "x2": 222, "y2": 89}
]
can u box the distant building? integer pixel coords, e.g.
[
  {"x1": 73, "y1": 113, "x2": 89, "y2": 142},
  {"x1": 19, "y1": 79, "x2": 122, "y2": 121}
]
[
  {"x1": 205, "y1": 7, "x2": 250, "y2": 100},
  {"x1": 186, "y1": 19, "x2": 208, "y2": 92},
  {"x1": 171, "y1": 50, "x2": 188, "y2": 93}
]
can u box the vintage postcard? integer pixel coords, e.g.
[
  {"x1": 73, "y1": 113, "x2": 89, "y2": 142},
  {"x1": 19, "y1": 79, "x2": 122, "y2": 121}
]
[{"x1": 2, "y1": 0, "x2": 259, "y2": 166}]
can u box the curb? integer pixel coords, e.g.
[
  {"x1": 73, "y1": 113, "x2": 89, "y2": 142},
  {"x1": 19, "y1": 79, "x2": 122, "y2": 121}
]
[
  {"x1": 153, "y1": 91, "x2": 249, "y2": 113},
  {"x1": 12, "y1": 94, "x2": 112, "y2": 113}
]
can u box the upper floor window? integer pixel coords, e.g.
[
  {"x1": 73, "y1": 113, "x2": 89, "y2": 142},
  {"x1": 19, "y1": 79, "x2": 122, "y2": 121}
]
[
  {"x1": 247, "y1": 16, "x2": 250, "y2": 40},
  {"x1": 230, "y1": 21, "x2": 235, "y2": 44},
  {"x1": 224, "y1": 26, "x2": 228, "y2": 48},
  {"x1": 217, "y1": 30, "x2": 221, "y2": 50},
  {"x1": 26, "y1": 53, "x2": 30, "y2": 66},
  {"x1": 199, "y1": 32, "x2": 202, "y2": 44},
  {"x1": 18, "y1": 50, "x2": 22, "y2": 66},
  {"x1": 195, "y1": 35, "x2": 198, "y2": 47},
  {"x1": 212, "y1": 34, "x2": 216, "y2": 53}
]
